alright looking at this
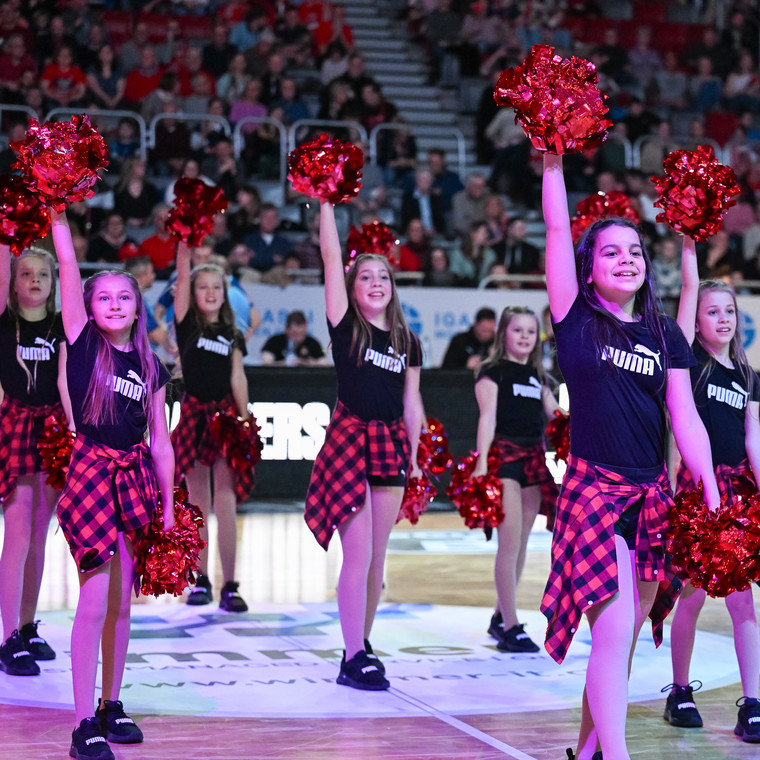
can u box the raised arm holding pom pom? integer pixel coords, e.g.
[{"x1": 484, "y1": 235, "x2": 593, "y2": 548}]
[
  {"x1": 662, "y1": 234, "x2": 760, "y2": 737},
  {"x1": 50, "y1": 207, "x2": 174, "y2": 758},
  {"x1": 540, "y1": 151, "x2": 719, "y2": 760},
  {"x1": 304, "y1": 200, "x2": 423, "y2": 691}
]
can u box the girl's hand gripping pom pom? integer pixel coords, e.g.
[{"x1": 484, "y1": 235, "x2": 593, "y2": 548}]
[{"x1": 397, "y1": 472, "x2": 435, "y2": 525}]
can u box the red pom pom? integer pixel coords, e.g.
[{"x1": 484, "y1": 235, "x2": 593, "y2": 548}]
[
  {"x1": 37, "y1": 413, "x2": 74, "y2": 490},
  {"x1": 166, "y1": 178, "x2": 228, "y2": 246},
  {"x1": 134, "y1": 488, "x2": 206, "y2": 597},
  {"x1": 0, "y1": 175, "x2": 51, "y2": 255},
  {"x1": 207, "y1": 409, "x2": 264, "y2": 474},
  {"x1": 346, "y1": 221, "x2": 399, "y2": 270},
  {"x1": 545, "y1": 410, "x2": 570, "y2": 464},
  {"x1": 651, "y1": 145, "x2": 740, "y2": 242},
  {"x1": 11, "y1": 115, "x2": 108, "y2": 211},
  {"x1": 570, "y1": 191, "x2": 640, "y2": 243},
  {"x1": 397, "y1": 473, "x2": 435, "y2": 525},
  {"x1": 417, "y1": 417, "x2": 454, "y2": 476},
  {"x1": 446, "y1": 450, "x2": 504, "y2": 538},
  {"x1": 494, "y1": 44, "x2": 612, "y2": 154},
  {"x1": 668, "y1": 485, "x2": 760, "y2": 597},
  {"x1": 287, "y1": 133, "x2": 363, "y2": 204}
]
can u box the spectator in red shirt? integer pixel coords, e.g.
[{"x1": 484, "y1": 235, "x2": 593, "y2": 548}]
[
  {"x1": 314, "y1": 3, "x2": 353, "y2": 58},
  {"x1": 40, "y1": 45, "x2": 87, "y2": 108},
  {"x1": 0, "y1": 33, "x2": 37, "y2": 98},
  {"x1": 176, "y1": 45, "x2": 216, "y2": 98},
  {"x1": 124, "y1": 46, "x2": 164, "y2": 105},
  {"x1": 298, "y1": 0, "x2": 333, "y2": 31},
  {"x1": 138, "y1": 203, "x2": 177, "y2": 274}
]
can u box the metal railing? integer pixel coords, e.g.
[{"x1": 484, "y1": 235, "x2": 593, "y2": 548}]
[
  {"x1": 478, "y1": 273, "x2": 547, "y2": 289},
  {"x1": 287, "y1": 119, "x2": 368, "y2": 152},
  {"x1": 232, "y1": 116, "x2": 288, "y2": 187},
  {"x1": 631, "y1": 135, "x2": 728, "y2": 169},
  {"x1": 370, "y1": 123, "x2": 468, "y2": 179},
  {"x1": 147, "y1": 112, "x2": 231, "y2": 150},
  {"x1": 45, "y1": 108, "x2": 148, "y2": 161},
  {"x1": 0, "y1": 104, "x2": 38, "y2": 125}
]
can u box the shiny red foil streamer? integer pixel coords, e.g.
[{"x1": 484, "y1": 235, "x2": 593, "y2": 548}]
[
  {"x1": 166, "y1": 178, "x2": 228, "y2": 246},
  {"x1": 570, "y1": 191, "x2": 640, "y2": 242}
]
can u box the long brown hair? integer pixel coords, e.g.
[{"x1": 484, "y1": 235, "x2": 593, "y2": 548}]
[
  {"x1": 82, "y1": 270, "x2": 159, "y2": 428},
  {"x1": 694, "y1": 279, "x2": 753, "y2": 392},
  {"x1": 482, "y1": 306, "x2": 547, "y2": 383},
  {"x1": 189, "y1": 263, "x2": 237, "y2": 332},
  {"x1": 344, "y1": 254, "x2": 415, "y2": 365}
]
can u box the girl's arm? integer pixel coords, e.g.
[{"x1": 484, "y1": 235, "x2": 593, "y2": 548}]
[
  {"x1": 541, "y1": 383, "x2": 562, "y2": 417},
  {"x1": 542, "y1": 153, "x2": 578, "y2": 322},
  {"x1": 667, "y1": 367, "x2": 720, "y2": 509},
  {"x1": 230, "y1": 347, "x2": 250, "y2": 420},
  {"x1": 148, "y1": 384, "x2": 175, "y2": 531},
  {"x1": 172, "y1": 240, "x2": 191, "y2": 324},
  {"x1": 320, "y1": 202, "x2": 348, "y2": 327},
  {"x1": 676, "y1": 235, "x2": 698, "y2": 344},
  {"x1": 403, "y1": 366, "x2": 424, "y2": 479},
  {"x1": 50, "y1": 209, "x2": 87, "y2": 343},
  {"x1": 472, "y1": 376, "x2": 497, "y2": 477},
  {"x1": 57, "y1": 343, "x2": 75, "y2": 430},
  {"x1": 0, "y1": 243, "x2": 10, "y2": 315},
  {"x1": 745, "y1": 399, "x2": 760, "y2": 483}
]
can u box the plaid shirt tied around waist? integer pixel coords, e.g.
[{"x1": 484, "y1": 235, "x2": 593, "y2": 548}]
[
  {"x1": 541, "y1": 454, "x2": 680, "y2": 663},
  {"x1": 492, "y1": 435, "x2": 558, "y2": 529},
  {"x1": 305, "y1": 400, "x2": 410, "y2": 550},
  {"x1": 0, "y1": 395, "x2": 64, "y2": 501},
  {"x1": 676, "y1": 458, "x2": 755, "y2": 501},
  {"x1": 171, "y1": 393, "x2": 254, "y2": 504},
  {"x1": 57, "y1": 434, "x2": 158, "y2": 576}
]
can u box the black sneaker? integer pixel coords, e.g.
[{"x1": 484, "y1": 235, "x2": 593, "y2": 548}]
[
  {"x1": 364, "y1": 639, "x2": 385, "y2": 675},
  {"x1": 0, "y1": 630, "x2": 40, "y2": 675},
  {"x1": 70, "y1": 717, "x2": 114, "y2": 760},
  {"x1": 336, "y1": 649, "x2": 390, "y2": 691},
  {"x1": 219, "y1": 581, "x2": 248, "y2": 612},
  {"x1": 487, "y1": 610, "x2": 503, "y2": 640},
  {"x1": 95, "y1": 699, "x2": 143, "y2": 744},
  {"x1": 186, "y1": 573, "x2": 212, "y2": 606},
  {"x1": 735, "y1": 696, "x2": 760, "y2": 742},
  {"x1": 20, "y1": 620, "x2": 56, "y2": 661},
  {"x1": 496, "y1": 623, "x2": 540, "y2": 653},
  {"x1": 661, "y1": 681, "x2": 703, "y2": 727}
]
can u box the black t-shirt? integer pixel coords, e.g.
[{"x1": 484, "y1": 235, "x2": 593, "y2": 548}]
[
  {"x1": 555, "y1": 295, "x2": 695, "y2": 470},
  {"x1": 67, "y1": 322, "x2": 171, "y2": 449},
  {"x1": 261, "y1": 332, "x2": 325, "y2": 362},
  {"x1": 175, "y1": 311, "x2": 246, "y2": 401},
  {"x1": 329, "y1": 309, "x2": 422, "y2": 423},
  {"x1": 0, "y1": 310, "x2": 65, "y2": 406},
  {"x1": 477, "y1": 360, "x2": 544, "y2": 440},
  {"x1": 691, "y1": 341, "x2": 760, "y2": 467}
]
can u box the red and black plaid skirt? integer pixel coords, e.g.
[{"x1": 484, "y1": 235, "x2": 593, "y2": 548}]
[
  {"x1": 171, "y1": 393, "x2": 255, "y2": 504},
  {"x1": 0, "y1": 395, "x2": 64, "y2": 502},
  {"x1": 57, "y1": 435, "x2": 158, "y2": 576},
  {"x1": 676, "y1": 458, "x2": 756, "y2": 502},
  {"x1": 492, "y1": 435, "x2": 559, "y2": 530}
]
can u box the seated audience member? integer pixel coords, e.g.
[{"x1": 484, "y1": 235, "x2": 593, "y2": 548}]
[
  {"x1": 150, "y1": 102, "x2": 194, "y2": 177},
  {"x1": 87, "y1": 213, "x2": 135, "y2": 264},
  {"x1": 124, "y1": 46, "x2": 164, "y2": 107},
  {"x1": 440, "y1": 307, "x2": 496, "y2": 370},
  {"x1": 260, "y1": 310, "x2": 328, "y2": 366},
  {"x1": 423, "y1": 246, "x2": 458, "y2": 287},
  {"x1": 107, "y1": 118, "x2": 141, "y2": 174},
  {"x1": 398, "y1": 218, "x2": 433, "y2": 272},
  {"x1": 243, "y1": 203, "x2": 293, "y2": 273},
  {"x1": 400, "y1": 168, "x2": 446, "y2": 236},
  {"x1": 502, "y1": 217, "x2": 540, "y2": 274},
  {"x1": 40, "y1": 44, "x2": 86, "y2": 107},
  {"x1": 451, "y1": 172, "x2": 488, "y2": 237},
  {"x1": 447, "y1": 221, "x2": 497, "y2": 286},
  {"x1": 113, "y1": 157, "x2": 162, "y2": 238},
  {"x1": 200, "y1": 136, "x2": 243, "y2": 203},
  {"x1": 138, "y1": 202, "x2": 177, "y2": 275},
  {"x1": 227, "y1": 184, "x2": 262, "y2": 240},
  {"x1": 0, "y1": 33, "x2": 37, "y2": 98},
  {"x1": 85, "y1": 42, "x2": 125, "y2": 110}
]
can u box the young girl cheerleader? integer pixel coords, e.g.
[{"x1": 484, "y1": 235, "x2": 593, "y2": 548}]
[
  {"x1": 171, "y1": 240, "x2": 252, "y2": 612},
  {"x1": 472, "y1": 305, "x2": 560, "y2": 653},
  {"x1": 305, "y1": 201, "x2": 424, "y2": 690},
  {"x1": 51, "y1": 210, "x2": 174, "y2": 760},
  {"x1": 661, "y1": 237, "x2": 760, "y2": 741},
  {"x1": 0, "y1": 244, "x2": 72, "y2": 675},
  {"x1": 540, "y1": 153, "x2": 720, "y2": 760}
]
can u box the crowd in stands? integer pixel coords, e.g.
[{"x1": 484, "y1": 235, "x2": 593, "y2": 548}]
[{"x1": 2, "y1": 0, "x2": 760, "y2": 296}]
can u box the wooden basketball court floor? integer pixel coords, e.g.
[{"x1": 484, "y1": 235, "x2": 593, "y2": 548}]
[{"x1": 1, "y1": 505, "x2": 758, "y2": 760}]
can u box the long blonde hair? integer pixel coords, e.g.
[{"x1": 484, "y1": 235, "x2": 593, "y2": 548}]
[
  {"x1": 344, "y1": 254, "x2": 415, "y2": 365},
  {"x1": 82, "y1": 271, "x2": 159, "y2": 428}
]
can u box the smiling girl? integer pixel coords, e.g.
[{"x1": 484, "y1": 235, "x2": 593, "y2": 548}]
[
  {"x1": 661, "y1": 238, "x2": 760, "y2": 742},
  {"x1": 0, "y1": 245, "x2": 72, "y2": 676},
  {"x1": 540, "y1": 153, "x2": 720, "y2": 760},
  {"x1": 171, "y1": 241, "x2": 252, "y2": 612},
  {"x1": 51, "y1": 209, "x2": 174, "y2": 760},
  {"x1": 305, "y1": 201, "x2": 424, "y2": 690},
  {"x1": 472, "y1": 306, "x2": 560, "y2": 653}
]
